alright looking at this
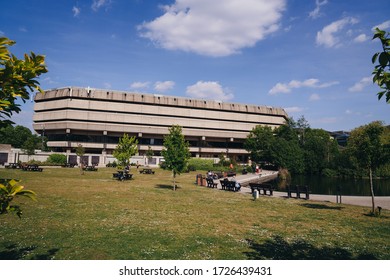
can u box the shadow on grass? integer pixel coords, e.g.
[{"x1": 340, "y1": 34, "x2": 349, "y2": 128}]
[
  {"x1": 156, "y1": 184, "x2": 182, "y2": 190},
  {"x1": 0, "y1": 243, "x2": 59, "y2": 260},
  {"x1": 300, "y1": 203, "x2": 345, "y2": 210},
  {"x1": 244, "y1": 236, "x2": 377, "y2": 260}
]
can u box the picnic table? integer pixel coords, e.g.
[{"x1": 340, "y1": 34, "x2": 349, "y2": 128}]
[
  {"x1": 62, "y1": 163, "x2": 76, "y2": 168},
  {"x1": 113, "y1": 170, "x2": 133, "y2": 181},
  {"x1": 139, "y1": 168, "x2": 155, "y2": 174},
  {"x1": 21, "y1": 164, "x2": 43, "y2": 172},
  {"x1": 5, "y1": 163, "x2": 21, "y2": 169},
  {"x1": 83, "y1": 165, "x2": 98, "y2": 171}
]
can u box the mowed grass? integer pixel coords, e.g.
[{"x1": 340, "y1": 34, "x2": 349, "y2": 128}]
[{"x1": 0, "y1": 167, "x2": 389, "y2": 260}]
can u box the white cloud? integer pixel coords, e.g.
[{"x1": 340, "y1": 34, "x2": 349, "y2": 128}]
[
  {"x1": 91, "y1": 0, "x2": 111, "y2": 11},
  {"x1": 186, "y1": 81, "x2": 233, "y2": 101},
  {"x1": 269, "y1": 78, "x2": 338, "y2": 95},
  {"x1": 316, "y1": 117, "x2": 338, "y2": 124},
  {"x1": 138, "y1": 0, "x2": 286, "y2": 57},
  {"x1": 353, "y1": 33, "x2": 369, "y2": 43},
  {"x1": 284, "y1": 107, "x2": 304, "y2": 113},
  {"x1": 103, "y1": 82, "x2": 111, "y2": 89},
  {"x1": 154, "y1": 81, "x2": 175, "y2": 92},
  {"x1": 348, "y1": 76, "x2": 372, "y2": 92},
  {"x1": 316, "y1": 17, "x2": 358, "y2": 48},
  {"x1": 130, "y1": 82, "x2": 150, "y2": 90},
  {"x1": 72, "y1": 6, "x2": 81, "y2": 17},
  {"x1": 372, "y1": 20, "x2": 390, "y2": 31},
  {"x1": 309, "y1": 0, "x2": 328, "y2": 19},
  {"x1": 309, "y1": 93, "x2": 320, "y2": 101}
]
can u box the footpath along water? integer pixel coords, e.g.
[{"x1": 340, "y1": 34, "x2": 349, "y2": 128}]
[{"x1": 234, "y1": 171, "x2": 390, "y2": 210}]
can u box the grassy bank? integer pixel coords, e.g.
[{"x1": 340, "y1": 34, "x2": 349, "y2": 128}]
[{"x1": 0, "y1": 167, "x2": 389, "y2": 260}]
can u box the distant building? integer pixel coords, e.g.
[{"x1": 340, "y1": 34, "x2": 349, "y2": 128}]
[
  {"x1": 329, "y1": 131, "x2": 350, "y2": 146},
  {"x1": 33, "y1": 87, "x2": 288, "y2": 165}
]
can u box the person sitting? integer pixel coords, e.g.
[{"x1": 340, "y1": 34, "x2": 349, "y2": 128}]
[{"x1": 230, "y1": 176, "x2": 241, "y2": 192}]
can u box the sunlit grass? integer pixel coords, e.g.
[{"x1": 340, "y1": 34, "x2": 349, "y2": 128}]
[{"x1": 0, "y1": 167, "x2": 389, "y2": 260}]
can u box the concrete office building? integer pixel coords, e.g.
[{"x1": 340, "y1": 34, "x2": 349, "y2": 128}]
[{"x1": 33, "y1": 87, "x2": 288, "y2": 165}]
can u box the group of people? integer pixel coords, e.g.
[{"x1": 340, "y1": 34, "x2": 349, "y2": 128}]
[{"x1": 207, "y1": 170, "x2": 241, "y2": 191}]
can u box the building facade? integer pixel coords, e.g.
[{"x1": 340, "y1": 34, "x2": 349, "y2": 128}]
[{"x1": 33, "y1": 87, "x2": 288, "y2": 165}]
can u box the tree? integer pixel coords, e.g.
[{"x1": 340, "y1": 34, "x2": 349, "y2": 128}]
[
  {"x1": 0, "y1": 37, "x2": 48, "y2": 127},
  {"x1": 0, "y1": 125, "x2": 33, "y2": 148},
  {"x1": 75, "y1": 144, "x2": 86, "y2": 175},
  {"x1": 372, "y1": 28, "x2": 390, "y2": 103},
  {"x1": 347, "y1": 121, "x2": 388, "y2": 214},
  {"x1": 113, "y1": 134, "x2": 138, "y2": 168},
  {"x1": 296, "y1": 115, "x2": 310, "y2": 145},
  {"x1": 146, "y1": 146, "x2": 154, "y2": 166},
  {"x1": 244, "y1": 125, "x2": 274, "y2": 163},
  {"x1": 302, "y1": 129, "x2": 338, "y2": 174},
  {"x1": 1, "y1": 179, "x2": 36, "y2": 218},
  {"x1": 161, "y1": 125, "x2": 190, "y2": 191},
  {"x1": 22, "y1": 135, "x2": 40, "y2": 160},
  {"x1": 270, "y1": 137, "x2": 304, "y2": 174}
]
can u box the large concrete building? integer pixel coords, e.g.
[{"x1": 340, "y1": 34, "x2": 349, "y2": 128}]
[{"x1": 33, "y1": 87, "x2": 288, "y2": 165}]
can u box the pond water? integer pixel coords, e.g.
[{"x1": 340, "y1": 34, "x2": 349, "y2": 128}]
[{"x1": 273, "y1": 174, "x2": 390, "y2": 196}]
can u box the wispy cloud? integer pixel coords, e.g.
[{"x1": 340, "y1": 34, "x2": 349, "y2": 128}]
[
  {"x1": 372, "y1": 20, "x2": 390, "y2": 31},
  {"x1": 91, "y1": 0, "x2": 111, "y2": 12},
  {"x1": 353, "y1": 33, "x2": 369, "y2": 43},
  {"x1": 186, "y1": 81, "x2": 233, "y2": 101},
  {"x1": 309, "y1": 93, "x2": 321, "y2": 101},
  {"x1": 284, "y1": 107, "x2": 304, "y2": 113},
  {"x1": 269, "y1": 78, "x2": 338, "y2": 95},
  {"x1": 348, "y1": 76, "x2": 372, "y2": 92},
  {"x1": 130, "y1": 81, "x2": 150, "y2": 90},
  {"x1": 138, "y1": 0, "x2": 286, "y2": 57},
  {"x1": 154, "y1": 81, "x2": 175, "y2": 92},
  {"x1": 316, "y1": 17, "x2": 358, "y2": 48},
  {"x1": 72, "y1": 6, "x2": 81, "y2": 17},
  {"x1": 309, "y1": 0, "x2": 328, "y2": 19}
]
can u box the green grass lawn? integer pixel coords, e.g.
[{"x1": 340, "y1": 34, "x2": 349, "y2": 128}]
[{"x1": 1, "y1": 167, "x2": 389, "y2": 260}]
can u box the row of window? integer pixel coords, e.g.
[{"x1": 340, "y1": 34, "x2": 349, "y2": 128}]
[{"x1": 47, "y1": 134, "x2": 244, "y2": 149}]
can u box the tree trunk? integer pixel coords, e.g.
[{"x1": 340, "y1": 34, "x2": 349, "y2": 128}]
[
  {"x1": 173, "y1": 170, "x2": 176, "y2": 191},
  {"x1": 369, "y1": 167, "x2": 375, "y2": 213}
]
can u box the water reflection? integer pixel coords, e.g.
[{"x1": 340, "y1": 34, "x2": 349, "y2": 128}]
[{"x1": 274, "y1": 175, "x2": 390, "y2": 196}]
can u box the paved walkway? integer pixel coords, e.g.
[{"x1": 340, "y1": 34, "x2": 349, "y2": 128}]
[{"x1": 234, "y1": 172, "x2": 390, "y2": 210}]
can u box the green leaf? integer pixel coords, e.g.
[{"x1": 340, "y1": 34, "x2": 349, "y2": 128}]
[
  {"x1": 372, "y1": 52, "x2": 379, "y2": 64},
  {"x1": 379, "y1": 52, "x2": 389, "y2": 67}
]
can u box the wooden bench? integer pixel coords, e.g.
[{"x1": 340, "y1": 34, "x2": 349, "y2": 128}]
[
  {"x1": 113, "y1": 170, "x2": 133, "y2": 181},
  {"x1": 139, "y1": 168, "x2": 155, "y2": 174},
  {"x1": 287, "y1": 185, "x2": 310, "y2": 200},
  {"x1": 220, "y1": 179, "x2": 240, "y2": 192},
  {"x1": 21, "y1": 164, "x2": 43, "y2": 172},
  {"x1": 206, "y1": 178, "x2": 218, "y2": 188},
  {"x1": 249, "y1": 183, "x2": 275, "y2": 196}
]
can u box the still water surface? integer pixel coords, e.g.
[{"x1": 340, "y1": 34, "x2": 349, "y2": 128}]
[{"x1": 273, "y1": 175, "x2": 390, "y2": 196}]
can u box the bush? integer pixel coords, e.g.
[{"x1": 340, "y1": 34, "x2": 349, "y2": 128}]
[
  {"x1": 322, "y1": 168, "x2": 338, "y2": 177},
  {"x1": 106, "y1": 161, "x2": 118, "y2": 168},
  {"x1": 187, "y1": 158, "x2": 214, "y2": 171},
  {"x1": 47, "y1": 154, "x2": 67, "y2": 165}
]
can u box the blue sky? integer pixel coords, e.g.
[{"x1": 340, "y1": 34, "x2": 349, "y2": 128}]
[{"x1": 1, "y1": 0, "x2": 389, "y2": 132}]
